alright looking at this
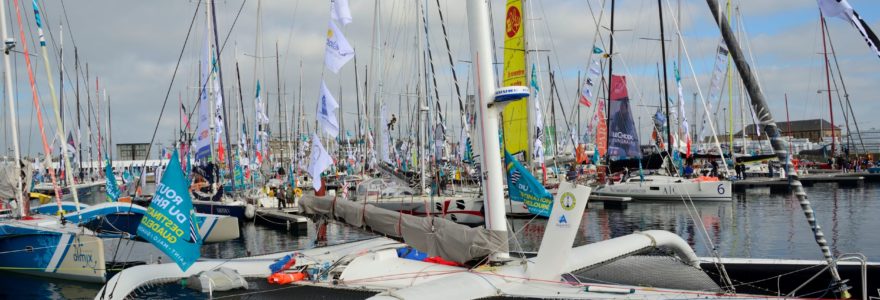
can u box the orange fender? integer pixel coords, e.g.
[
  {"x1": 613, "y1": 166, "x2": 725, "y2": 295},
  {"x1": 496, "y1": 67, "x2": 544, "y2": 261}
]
[{"x1": 267, "y1": 272, "x2": 306, "y2": 285}]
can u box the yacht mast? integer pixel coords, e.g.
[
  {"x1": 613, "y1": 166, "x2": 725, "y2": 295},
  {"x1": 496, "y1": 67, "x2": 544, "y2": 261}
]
[
  {"x1": 209, "y1": 0, "x2": 236, "y2": 184},
  {"x1": 32, "y1": 0, "x2": 83, "y2": 215},
  {"x1": 467, "y1": 0, "x2": 508, "y2": 261},
  {"x1": 0, "y1": 0, "x2": 23, "y2": 216},
  {"x1": 705, "y1": 0, "x2": 848, "y2": 295},
  {"x1": 658, "y1": 0, "x2": 673, "y2": 157},
  {"x1": 820, "y1": 15, "x2": 837, "y2": 159},
  {"x1": 604, "y1": 0, "x2": 615, "y2": 166}
]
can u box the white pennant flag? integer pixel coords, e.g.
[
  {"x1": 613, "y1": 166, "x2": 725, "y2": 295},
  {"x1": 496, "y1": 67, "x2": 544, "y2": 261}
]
[
  {"x1": 331, "y1": 0, "x2": 352, "y2": 26},
  {"x1": 324, "y1": 20, "x2": 355, "y2": 73},
  {"x1": 308, "y1": 134, "x2": 333, "y2": 190},
  {"x1": 818, "y1": 0, "x2": 853, "y2": 21},
  {"x1": 212, "y1": 63, "x2": 224, "y2": 144},
  {"x1": 818, "y1": 0, "x2": 880, "y2": 60},
  {"x1": 317, "y1": 81, "x2": 340, "y2": 138}
]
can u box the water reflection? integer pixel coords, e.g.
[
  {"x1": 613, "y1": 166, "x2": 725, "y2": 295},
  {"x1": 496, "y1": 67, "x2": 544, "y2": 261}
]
[
  {"x1": 3, "y1": 184, "x2": 879, "y2": 299},
  {"x1": 510, "y1": 184, "x2": 880, "y2": 260}
]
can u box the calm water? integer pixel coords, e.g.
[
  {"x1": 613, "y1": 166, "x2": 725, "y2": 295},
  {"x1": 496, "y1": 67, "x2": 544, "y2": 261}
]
[{"x1": 2, "y1": 183, "x2": 879, "y2": 299}]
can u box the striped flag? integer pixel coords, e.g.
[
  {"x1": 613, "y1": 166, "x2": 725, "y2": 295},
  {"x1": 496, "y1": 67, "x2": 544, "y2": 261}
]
[{"x1": 819, "y1": 0, "x2": 880, "y2": 60}]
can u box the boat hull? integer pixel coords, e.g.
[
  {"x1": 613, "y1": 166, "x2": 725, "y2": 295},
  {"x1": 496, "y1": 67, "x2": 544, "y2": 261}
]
[
  {"x1": 594, "y1": 177, "x2": 732, "y2": 201},
  {"x1": 192, "y1": 200, "x2": 255, "y2": 220},
  {"x1": 0, "y1": 219, "x2": 106, "y2": 283}
]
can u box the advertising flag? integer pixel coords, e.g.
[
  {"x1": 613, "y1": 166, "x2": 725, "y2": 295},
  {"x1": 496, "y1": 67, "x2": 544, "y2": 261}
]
[
  {"x1": 505, "y1": 150, "x2": 552, "y2": 217},
  {"x1": 104, "y1": 156, "x2": 120, "y2": 202},
  {"x1": 136, "y1": 150, "x2": 201, "y2": 271},
  {"x1": 607, "y1": 75, "x2": 640, "y2": 159},
  {"x1": 331, "y1": 0, "x2": 352, "y2": 26},
  {"x1": 308, "y1": 134, "x2": 333, "y2": 190},
  {"x1": 317, "y1": 81, "x2": 340, "y2": 137},
  {"x1": 325, "y1": 20, "x2": 354, "y2": 73}
]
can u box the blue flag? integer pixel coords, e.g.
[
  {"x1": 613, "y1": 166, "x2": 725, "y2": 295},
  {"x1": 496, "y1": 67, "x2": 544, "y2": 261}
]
[
  {"x1": 122, "y1": 169, "x2": 133, "y2": 184},
  {"x1": 136, "y1": 149, "x2": 201, "y2": 271},
  {"x1": 104, "y1": 156, "x2": 120, "y2": 202},
  {"x1": 504, "y1": 150, "x2": 553, "y2": 217},
  {"x1": 530, "y1": 64, "x2": 540, "y2": 92}
]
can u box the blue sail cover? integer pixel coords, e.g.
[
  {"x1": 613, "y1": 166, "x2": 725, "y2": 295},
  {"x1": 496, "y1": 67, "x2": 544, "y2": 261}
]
[
  {"x1": 504, "y1": 151, "x2": 553, "y2": 217},
  {"x1": 607, "y1": 75, "x2": 641, "y2": 160}
]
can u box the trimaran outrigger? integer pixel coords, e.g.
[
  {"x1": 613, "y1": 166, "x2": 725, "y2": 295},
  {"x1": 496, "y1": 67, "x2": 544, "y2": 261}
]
[{"x1": 96, "y1": 1, "x2": 875, "y2": 299}]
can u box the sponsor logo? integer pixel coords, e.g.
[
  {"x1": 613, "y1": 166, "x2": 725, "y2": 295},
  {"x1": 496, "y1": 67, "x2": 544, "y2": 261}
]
[
  {"x1": 560, "y1": 192, "x2": 576, "y2": 211},
  {"x1": 557, "y1": 214, "x2": 570, "y2": 228},
  {"x1": 505, "y1": 6, "x2": 521, "y2": 38}
]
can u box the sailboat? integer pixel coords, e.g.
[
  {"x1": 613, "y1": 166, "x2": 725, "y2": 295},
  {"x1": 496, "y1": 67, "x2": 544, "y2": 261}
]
[
  {"x1": 182, "y1": 1, "x2": 255, "y2": 220},
  {"x1": 592, "y1": 1, "x2": 731, "y2": 202},
  {"x1": 0, "y1": 0, "x2": 107, "y2": 283}
]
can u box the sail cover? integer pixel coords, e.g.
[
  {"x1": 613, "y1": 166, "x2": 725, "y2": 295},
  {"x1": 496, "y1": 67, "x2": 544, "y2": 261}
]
[
  {"x1": 300, "y1": 194, "x2": 507, "y2": 264},
  {"x1": 607, "y1": 75, "x2": 641, "y2": 160},
  {"x1": 0, "y1": 160, "x2": 33, "y2": 201}
]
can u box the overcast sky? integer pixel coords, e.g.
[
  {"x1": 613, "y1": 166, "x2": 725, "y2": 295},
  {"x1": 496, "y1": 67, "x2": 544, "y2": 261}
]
[{"x1": 1, "y1": 0, "x2": 879, "y2": 158}]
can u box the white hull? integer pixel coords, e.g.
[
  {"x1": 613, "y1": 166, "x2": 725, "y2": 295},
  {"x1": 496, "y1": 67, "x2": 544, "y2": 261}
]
[{"x1": 594, "y1": 175, "x2": 732, "y2": 201}]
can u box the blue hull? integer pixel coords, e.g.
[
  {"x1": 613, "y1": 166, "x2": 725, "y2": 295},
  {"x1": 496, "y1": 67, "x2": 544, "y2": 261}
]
[{"x1": 0, "y1": 222, "x2": 106, "y2": 283}]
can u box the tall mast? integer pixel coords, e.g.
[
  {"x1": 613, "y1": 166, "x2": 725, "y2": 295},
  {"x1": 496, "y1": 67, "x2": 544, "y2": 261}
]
[
  {"x1": 86, "y1": 65, "x2": 93, "y2": 179},
  {"x1": 107, "y1": 91, "x2": 112, "y2": 160},
  {"x1": 658, "y1": 0, "x2": 672, "y2": 157},
  {"x1": 726, "y1": 0, "x2": 733, "y2": 156},
  {"x1": 0, "y1": 0, "x2": 24, "y2": 215},
  {"x1": 370, "y1": 0, "x2": 384, "y2": 169},
  {"x1": 275, "y1": 41, "x2": 283, "y2": 166},
  {"x1": 75, "y1": 48, "x2": 82, "y2": 179},
  {"x1": 59, "y1": 24, "x2": 63, "y2": 142},
  {"x1": 206, "y1": 4, "x2": 216, "y2": 163},
  {"x1": 820, "y1": 15, "x2": 836, "y2": 160},
  {"x1": 467, "y1": 0, "x2": 508, "y2": 261},
  {"x1": 604, "y1": 0, "x2": 615, "y2": 166},
  {"x1": 706, "y1": 1, "x2": 848, "y2": 294},
  {"x1": 209, "y1": 0, "x2": 236, "y2": 187},
  {"x1": 31, "y1": 0, "x2": 82, "y2": 214}
]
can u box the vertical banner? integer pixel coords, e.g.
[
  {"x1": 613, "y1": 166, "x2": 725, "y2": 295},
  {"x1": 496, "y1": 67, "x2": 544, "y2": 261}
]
[
  {"x1": 595, "y1": 99, "x2": 607, "y2": 158},
  {"x1": 501, "y1": 0, "x2": 529, "y2": 159},
  {"x1": 700, "y1": 44, "x2": 729, "y2": 139},
  {"x1": 136, "y1": 150, "x2": 201, "y2": 271},
  {"x1": 607, "y1": 75, "x2": 640, "y2": 159}
]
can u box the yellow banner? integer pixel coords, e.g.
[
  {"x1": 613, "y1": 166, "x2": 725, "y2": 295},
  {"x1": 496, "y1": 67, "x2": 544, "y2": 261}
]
[{"x1": 502, "y1": 0, "x2": 528, "y2": 159}]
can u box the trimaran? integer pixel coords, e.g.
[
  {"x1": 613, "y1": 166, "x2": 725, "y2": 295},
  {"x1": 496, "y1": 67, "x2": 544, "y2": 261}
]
[{"x1": 97, "y1": 1, "x2": 874, "y2": 299}]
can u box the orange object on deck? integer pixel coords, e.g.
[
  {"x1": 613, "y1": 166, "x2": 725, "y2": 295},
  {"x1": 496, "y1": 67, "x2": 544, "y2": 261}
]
[
  {"x1": 118, "y1": 196, "x2": 132, "y2": 203},
  {"x1": 267, "y1": 272, "x2": 306, "y2": 285},
  {"x1": 692, "y1": 176, "x2": 719, "y2": 182}
]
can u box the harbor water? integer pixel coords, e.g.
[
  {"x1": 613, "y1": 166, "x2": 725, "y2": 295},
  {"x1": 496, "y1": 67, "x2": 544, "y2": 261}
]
[{"x1": 2, "y1": 182, "x2": 878, "y2": 299}]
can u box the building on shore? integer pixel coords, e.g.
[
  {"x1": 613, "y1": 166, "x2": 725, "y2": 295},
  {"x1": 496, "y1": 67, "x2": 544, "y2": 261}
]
[{"x1": 735, "y1": 119, "x2": 841, "y2": 143}]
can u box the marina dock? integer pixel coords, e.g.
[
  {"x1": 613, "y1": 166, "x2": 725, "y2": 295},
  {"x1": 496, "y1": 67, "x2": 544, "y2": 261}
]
[
  {"x1": 588, "y1": 194, "x2": 632, "y2": 209},
  {"x1": 733, "y1": 174, "x2": 866, "y2": 194}
]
